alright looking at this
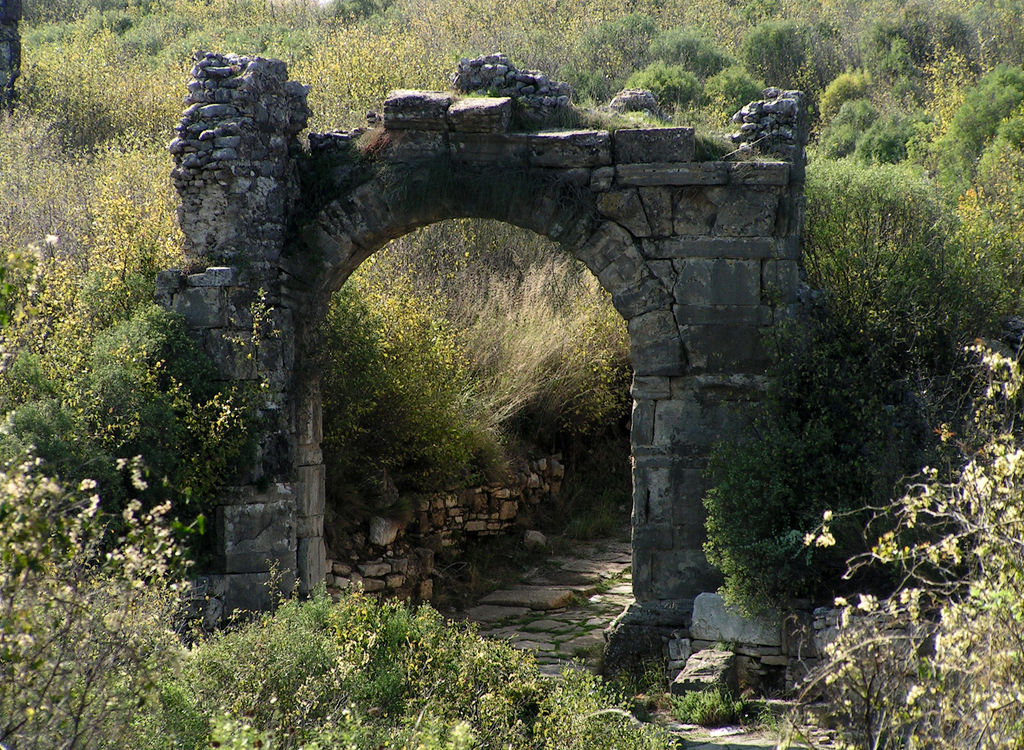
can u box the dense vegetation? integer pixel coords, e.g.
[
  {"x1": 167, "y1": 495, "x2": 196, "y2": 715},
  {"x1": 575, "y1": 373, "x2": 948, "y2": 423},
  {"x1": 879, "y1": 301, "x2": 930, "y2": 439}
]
[{"x1": 3, "y1": 0, "x2": 1024, "y2": 746}]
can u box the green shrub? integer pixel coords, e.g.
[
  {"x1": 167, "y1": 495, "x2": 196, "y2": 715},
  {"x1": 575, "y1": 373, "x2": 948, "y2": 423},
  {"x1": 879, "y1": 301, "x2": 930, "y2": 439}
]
[
  {"x1": 626, "y1": 61, "x2": 699, "y2": 110},
  {"x1": 818, "y1": 98, "x2": 877, "y2": 158},
  {"x1": 648, "y1": 27, "x2": 733, "y2": 79},
  {"x1": 318, "y1": 272, "x2": 499, "y2": 514},
  {"x1": 819, "y1": 69, "x2": 871, "y2": 123},
  {"x1": 0, "y1": 460, "x2": 183, "y2": 749},
  {"x1": 740, "y1": 20, "x2": 807, "y2": 90},
  {"x1": 702, "y1": 65, "x2": 764, "y2": 119},
  {"x1": 133, "y1": 589, "x2": 669, "y2": 749},
  {"x1": 564, "y1": 13, "x2": 658, "y2": 101},
  {"x1": 933, "y1": 65, "x2": 1024, "y2": 192},
  {"x1": 704, "y1": 159, "x2": 995, "y2": 614},
  {"x1": 672, "y1": 687, "x2": 747, "y2": 727},
  {"x1": 854, "y1": 113, "x2": 917, "y2": 164}
]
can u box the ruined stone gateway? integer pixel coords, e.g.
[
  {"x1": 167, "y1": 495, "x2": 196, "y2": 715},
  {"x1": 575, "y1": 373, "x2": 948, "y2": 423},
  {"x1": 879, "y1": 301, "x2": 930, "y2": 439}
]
[{"x1": 159, "y1": 52, "x2": 808, "y2": 651}]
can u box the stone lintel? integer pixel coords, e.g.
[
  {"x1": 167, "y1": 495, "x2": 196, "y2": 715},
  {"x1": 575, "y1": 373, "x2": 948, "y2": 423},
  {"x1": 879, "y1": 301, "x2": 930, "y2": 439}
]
[
  {"x1": 613, "y1": 127, "x2": 695, "y2": 163},
  {"x1": 382, "y1": 89, "x2": 453, "y2": 130},
  {"x1": 526, "y1": 130, "x2": 612, "y2": 167},
  {"x1": 448, "y1": 132, "x2": 531, "y2": 163},
  {"x1": 729, "y1": 161, "x2": 790, "y2": 185},
  {"x1": 616, "y1": 162, "x2": 729, "y2": 186}
]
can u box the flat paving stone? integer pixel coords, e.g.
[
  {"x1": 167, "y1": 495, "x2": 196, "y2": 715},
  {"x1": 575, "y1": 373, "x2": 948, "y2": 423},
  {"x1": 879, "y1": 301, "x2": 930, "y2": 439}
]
[
  {"x1": 480, "y1": 586, "x2": 580, "y2": 610},
  {"x1": 557, "y1": 631, "x2": 605, "y2": 655},
  {"x1": 466, "y1": 604, "x2": 531, "y2": 622},
  {"x1": 521, "y1": 618, "x2": 576, "y2": 633}
]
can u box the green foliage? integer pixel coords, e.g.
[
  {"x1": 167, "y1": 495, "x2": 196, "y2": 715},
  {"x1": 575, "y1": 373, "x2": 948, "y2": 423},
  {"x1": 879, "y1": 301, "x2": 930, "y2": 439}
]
[
  {"x1": 818, "y1": 98, "x2": 877, "y2": 159},
  {"x1": 854, "y1": 113, "x2": 918, "y2": 164},
  {"x1": 864, "y1": 3, "x2": 974, "y2": 89},
  {"x1": 0, "y1": 306, "x2": 258, "y2": 549},
  {"x1": 564, "y1": 13, "x2": 658, "y2": 101},
  {"x1": 648, "y1": 27, "x2": 733, "y2": 79},
  {"x1": 933, "y1": 65, "x2": 1024, "y2": 192},
  {"x1": 739, "y1": 20, "x2": 806, "y2": 90},
  {"x1": 133, "y1": 589, "x2": 669, "y2": 749},
  {"x1": 701, "y1": 64, "x2": 763, "y2": 119},
  {"x1": 318, "y1": 272, "x2": 499, "y2": 511},
  {"x1": 803, "y1": 348, "x2": 1024, "y2": 748},
  {"x1": 626, "y1": 61, "x2": 699, "y2": 110},
  {"x1": 705, "y1": 159, "x2": 996, "y2": 614},
  {"x1": 818, "y1": 69, "x2": 871, "y2": 123},
  {"x1": 672, "y1": 687, "x2": 747, "y2": 727},
  {"x1": 0, "y1": 460, "x2": 184, "y2": 749}
]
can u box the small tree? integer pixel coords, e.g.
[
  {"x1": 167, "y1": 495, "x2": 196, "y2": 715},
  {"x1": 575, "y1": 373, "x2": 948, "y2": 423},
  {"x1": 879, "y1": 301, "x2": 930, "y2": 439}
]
[{"x1": 0, "y1": 458, "x2": 183, "y2": 749}]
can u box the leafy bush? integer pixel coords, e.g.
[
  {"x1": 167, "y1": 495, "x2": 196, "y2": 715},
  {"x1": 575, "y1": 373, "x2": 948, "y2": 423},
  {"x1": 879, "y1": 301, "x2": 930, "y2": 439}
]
[
  {"x1": 701, "y1": 65, "x2": 763, "y2": 119},
  {"x1": 318, "y1": 271, "x2": 499, "y2": 513},
  {"x1": 818, "y1": 69, "x2": 871, "y2": 123},
  {"x1": 133, "y1": 589, "x2": 670, "y2": 749},
  {"x1": 626, "y1": 61, "x2": 699, "y2": 111},
  {"x1": 739, "y1": 20, "x2": 807, "y2": 90},
  {"x1": 648, "y1": 27, "x2": 733, "y2": 79},
  {"x1": 854, "y1": 113, "x2": 917, "y2": 164},
  {"x1": 704, "y1": 159, "x2": 994, "y2": 614},
  {"x1": 563, "y1": 13, "x2": 658, "y2": 102},
  {"x1": 0, "y1": 460, "x2": 183, "y2": 749},
  {"x1": 933, "y1": 65, "x2": 1024, "y2": 192},
  {"x1": 802, "y1": 347, "x2": 1024, "y2": 749},
  {"x1": 817, "y1": 97, "x2": 877, "y2": 158},
  {"x1": 672, "y1": 687, "x2": 747, "y2": 727}
]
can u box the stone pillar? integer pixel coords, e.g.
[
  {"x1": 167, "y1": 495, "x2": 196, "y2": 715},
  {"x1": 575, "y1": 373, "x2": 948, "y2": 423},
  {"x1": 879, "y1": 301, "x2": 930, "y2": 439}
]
[
  {"x1": 165, "y1": 52, "x2": 315, "y2": 613},
  {"x1": 0, "y1": 0, "x2": 21, "y2": 112}
]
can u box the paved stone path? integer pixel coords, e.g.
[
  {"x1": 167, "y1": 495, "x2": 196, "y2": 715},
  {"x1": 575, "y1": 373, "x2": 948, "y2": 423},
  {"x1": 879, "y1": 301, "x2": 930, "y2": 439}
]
[
  {"x1": 454, "y1": 538, "x2": 634, "y2": 677},
  {"x1": 447, "y1": 537, "x2": 817, "y2": 748}
]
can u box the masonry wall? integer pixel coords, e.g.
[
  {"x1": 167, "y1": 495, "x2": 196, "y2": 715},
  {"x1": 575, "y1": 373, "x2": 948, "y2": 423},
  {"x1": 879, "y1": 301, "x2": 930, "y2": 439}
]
[{"x1": 162, "y1": 52, "x2": 807, "y2": 630}]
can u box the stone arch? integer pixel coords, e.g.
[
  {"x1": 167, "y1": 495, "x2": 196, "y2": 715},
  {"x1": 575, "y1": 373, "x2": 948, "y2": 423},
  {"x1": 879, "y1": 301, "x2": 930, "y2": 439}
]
[{"x1": 159, "y1": 53, "x2": 808, "y2": 636}]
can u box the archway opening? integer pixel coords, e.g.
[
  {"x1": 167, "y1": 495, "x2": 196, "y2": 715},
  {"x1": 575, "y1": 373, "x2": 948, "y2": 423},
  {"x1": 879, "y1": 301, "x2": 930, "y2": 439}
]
[{"x1": 311, "y1": 218, "x2": 634, "y2": 605}]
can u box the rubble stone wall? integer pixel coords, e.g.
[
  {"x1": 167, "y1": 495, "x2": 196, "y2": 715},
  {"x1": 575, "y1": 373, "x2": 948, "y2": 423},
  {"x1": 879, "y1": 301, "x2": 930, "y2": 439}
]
[
  {"x1": 325, "y1": 456, "x2": 566, "y2": 603},
  {"x1": 161, "y1": 52, "x2": 809, "y2": 646}
]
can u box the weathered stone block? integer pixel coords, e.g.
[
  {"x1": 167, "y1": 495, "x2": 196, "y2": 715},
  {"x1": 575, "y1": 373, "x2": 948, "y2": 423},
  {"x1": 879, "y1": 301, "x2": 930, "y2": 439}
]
[
  {"x1": 527, "y1": 130, "x2": 612, "y2": 167},
  {"x1": 674, "y1": 258, "x2": 761, "y2": 307},
  {"x1": 617, "y1": 162, "x2": 729, "y2": 187},
  {"x1": 671, "y1": 650, "x2": 738, "y2": 695},
  {"x1": 381, "y1": 129, "x2": 447, "y2": 162},
  {"x1": 638, "y1": 187, "x2": 673, "y2": 236},
  {"x1": 628, "y1": 309, "x2": 686, "y2": 376},
  {"x1": 643, "y1": 236, "x2": 776, "y2": 260},
  {"x1": 597, "y1": 188, "x2": 650, "y2": 237},
  {"x1": 297, "y1": 535, "x2": 326, "y2": 594},
  {"x1": 219, "y1": 570, "x2": 296, "y2": 615},
  {"x1": 714, "y1": 187, "x2": 779, "y2": 236},
  {"x1": 691, "y1": 592, "x2": 781, "y2": 646},
  {"x1": 673, "y1": 304, "x2": 772, "y2": 326},
  {"x1": 217, "y1": 501, "x2": 296, "y2": 573},
  {"x1": 761, "y1": 258, "x2": 800, "y2": 303},
  {"x1": 188, "y1": 265, "x2": 239, "y2": 287},
  {"x1": 369, "y1": 516, "x2": 403, "y2": 546},
  {"x1": 297, "y1": 513, "x2": 324, "y2": 537},
  {"x1": 679, "y1": 323, "x2": 765, "y2": 372},
  {"x1": 173, "y1": 285, "x2": 227, "y2": 328},
  {"x1": 446, "y1": 96, "x2": 512, "y2": 132},
  {"x1": 382, "y1": 90, "x2": 452, "y2": 129},
  {"x1": 448, "y1": 132, "x2": 530, "y2": 163},
  {"x1": 631, "y1": 375, "x2": 671, "y2": 400},
  {"x1": 631, "y1": 399, "x2": 655, "y2": 446},
  {"x1": 575, "y1": 221, "x2": 635, "y2": 276},
  {"x1": 613, "y1": 128, "x2": 695, "y2": 163}
]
